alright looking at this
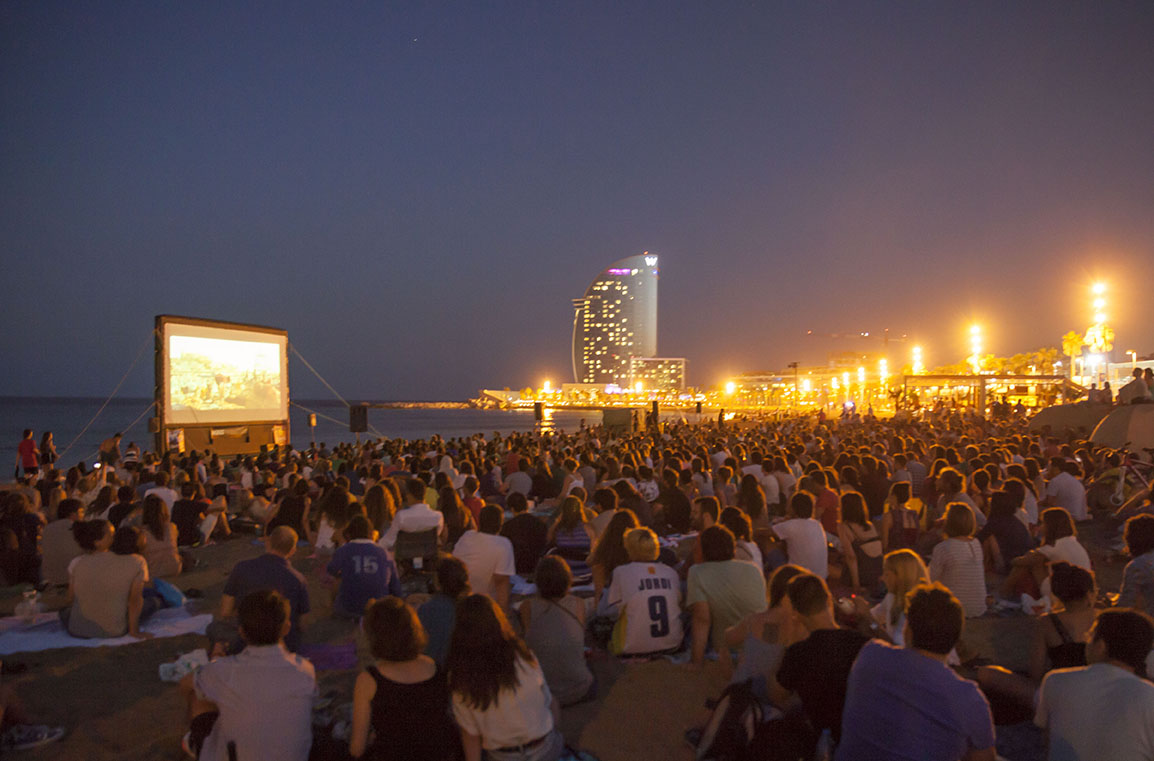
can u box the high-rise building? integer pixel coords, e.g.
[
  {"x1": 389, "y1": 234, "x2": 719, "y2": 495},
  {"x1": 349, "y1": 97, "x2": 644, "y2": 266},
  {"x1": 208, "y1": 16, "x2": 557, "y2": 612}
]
[
  {"x1": 572, "y1": 253, "x2": 659, "y2": 386},
  {"x1": 629, "y1": 357, "x2": 687, "y2": 392}
]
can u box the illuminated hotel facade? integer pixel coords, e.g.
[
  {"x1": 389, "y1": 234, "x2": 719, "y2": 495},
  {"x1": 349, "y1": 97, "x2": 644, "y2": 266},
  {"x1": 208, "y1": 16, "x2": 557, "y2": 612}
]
[{"x1": 572, "y1": 253, "x2": 659, "y2": 386}]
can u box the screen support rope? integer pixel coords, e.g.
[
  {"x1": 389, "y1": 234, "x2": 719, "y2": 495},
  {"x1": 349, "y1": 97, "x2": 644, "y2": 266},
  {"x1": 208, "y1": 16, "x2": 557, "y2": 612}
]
[{"x1": 57, "y1": 331, "x2": 156, "y2": 463}]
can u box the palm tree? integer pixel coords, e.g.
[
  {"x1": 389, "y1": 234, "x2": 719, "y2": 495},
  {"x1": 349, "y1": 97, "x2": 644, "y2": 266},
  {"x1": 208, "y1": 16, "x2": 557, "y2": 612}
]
[{"x1": 1061, "y1": 331, "x2": 1084, "y2": 379}]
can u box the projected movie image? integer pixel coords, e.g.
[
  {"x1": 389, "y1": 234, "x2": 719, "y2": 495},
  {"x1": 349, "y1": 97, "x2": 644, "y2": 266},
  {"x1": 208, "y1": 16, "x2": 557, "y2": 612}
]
[{"x1": 165, "y1": 328, "x2": 287, "y2": 424}]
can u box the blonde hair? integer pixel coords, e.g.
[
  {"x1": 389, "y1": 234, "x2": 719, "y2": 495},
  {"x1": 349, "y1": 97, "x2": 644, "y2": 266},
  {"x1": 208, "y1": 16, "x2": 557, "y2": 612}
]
[
  {"x1": 883, "y1": 549, "x2": 930, "y2": 627},
  {"x1": 623, "y1": 527, "x2": 660, "y2": 562}
]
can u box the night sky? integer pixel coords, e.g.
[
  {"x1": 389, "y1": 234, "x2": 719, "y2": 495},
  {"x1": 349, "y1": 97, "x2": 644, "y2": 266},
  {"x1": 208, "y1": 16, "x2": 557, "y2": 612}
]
[{"x1": 3, "y1": 3, "x2": 1153, "y2": 400}]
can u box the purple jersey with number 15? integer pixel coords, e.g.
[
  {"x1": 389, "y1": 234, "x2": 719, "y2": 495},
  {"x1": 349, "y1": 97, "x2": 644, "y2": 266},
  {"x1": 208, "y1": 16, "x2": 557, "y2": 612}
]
[{"x1": 327, "y1": 539, "x2": 401, "y2": 617}]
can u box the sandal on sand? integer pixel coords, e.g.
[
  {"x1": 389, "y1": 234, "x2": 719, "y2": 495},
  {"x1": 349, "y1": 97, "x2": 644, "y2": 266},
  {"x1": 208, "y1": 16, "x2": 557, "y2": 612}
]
[{"x1": 1, "y1": 724, "x2": 65, "y2": 751}]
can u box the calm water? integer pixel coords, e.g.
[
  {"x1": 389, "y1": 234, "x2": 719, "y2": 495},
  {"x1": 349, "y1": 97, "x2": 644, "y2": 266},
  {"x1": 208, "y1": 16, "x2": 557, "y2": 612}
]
[{"x1": 0, "y1": 397, "x2": 602, "y2": 469}]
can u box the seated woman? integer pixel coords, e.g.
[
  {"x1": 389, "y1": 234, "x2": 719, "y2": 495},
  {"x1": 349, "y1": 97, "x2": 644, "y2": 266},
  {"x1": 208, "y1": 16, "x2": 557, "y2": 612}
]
[
  {"x1": 589, "y1": 509, "x2": 640, "y2": 607},
  {"x1": 141, "y1": 495, "x2": 182, "y2": 578},
  {"x1": 724, "y1": 564, "x2": 807, "y2": 701},
  {"x1": 448, "y1": 595, "x2": 563, "y2": 761},
  {"x1": 977, "y1": 562, "x2": 1095, "y2": 721},
  {"x1": 836, "y1": 493, "x2": 883, "y2": 594},
  {"x1": 547, "y1": 496, "x2": 595, "y2": 582},
  {"x1": 928, "y1": 503, "x2": 988, "y2": 617},
  {"x1": 859, "y1": 549, "x2": 930, "y2": 646},
  {"x1": 418, "y1": 555, "x2": 471, "y2": 667},
  {"x1": 999, "y1": 507, "x2": 1092, "y2": 602},
  {"x1": 62, "y1": 520, "x2": 153, "y2": 639},
  {"x1": 720, "y1": 508, "x2": 763, "y2": 574},
  {"x1": 520, "y1": 556, "x2": 595, "y2": 706},
  {"x1": 348, "y1": 597, "x2": 459, "y2": 760},
  {"x1": 977, "y1": 490, "x2": 1034, "y2": 575},
  {"x1": 879, "y1": 482, "x2": 921, "y2": 553}
]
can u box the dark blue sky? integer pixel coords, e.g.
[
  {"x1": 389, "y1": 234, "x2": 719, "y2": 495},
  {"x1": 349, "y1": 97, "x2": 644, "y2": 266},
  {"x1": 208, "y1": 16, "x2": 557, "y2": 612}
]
[{"x1": 3, "y1": 2, "x2": 1152, "y2": 400}]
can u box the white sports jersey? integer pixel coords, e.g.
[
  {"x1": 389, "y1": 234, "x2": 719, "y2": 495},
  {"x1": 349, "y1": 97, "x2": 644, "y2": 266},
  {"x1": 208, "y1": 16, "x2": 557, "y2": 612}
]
[{"x1": 607, "y1": 561, "x2": 683, "y2": 655}]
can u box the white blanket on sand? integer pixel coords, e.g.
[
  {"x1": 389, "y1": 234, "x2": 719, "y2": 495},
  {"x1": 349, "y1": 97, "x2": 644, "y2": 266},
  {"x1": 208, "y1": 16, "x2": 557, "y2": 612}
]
[{"x1": 0, "y1": 607, "x2": 211, "y2": 655}]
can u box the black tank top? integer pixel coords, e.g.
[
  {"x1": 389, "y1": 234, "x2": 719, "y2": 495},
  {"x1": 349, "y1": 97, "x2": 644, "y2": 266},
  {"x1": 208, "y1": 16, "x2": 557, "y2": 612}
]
[
  {"x1": 365, "y1": 665, "x2": 458, "y2": 761},
  {"x1": 1045, "y1": 614, "x2": 1087, "y2": 670}
]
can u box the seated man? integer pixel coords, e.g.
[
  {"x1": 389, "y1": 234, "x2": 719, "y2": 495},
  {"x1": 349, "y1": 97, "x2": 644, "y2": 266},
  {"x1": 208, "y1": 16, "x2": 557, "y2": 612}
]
[
  {"x1": 183, "y1": 589, "x2": 317, "y2": 761},
  {"x1": 219, "y1": 526, "x2": 310, "y2": 652},
  {"x1": 770, "y1": 492, "x2": 829, "y2": 579},
  {"x1": 687, "y1": 525, "x2": 767, "y2": 674},
  {"x1": 452, "y1": 505, "x2": 516, "y2": 611},
  {"x1": 499, "y1": 492, "x2": 548, "y2": 577},
  {"x1": 326, "y1": 515, "x2": 400, "y2": 619},
  {"x1": 771, "y1": 573, "x2": 869, "y2": 747},
  {"x1": 607, "y1": 527, "x2": 684, "y2": 656},
  {"x1": 1035, "y1": 608, "x2": 1154, "y2": 761},
  {"x1": 837, "y1": 583, "x2": 996, "y2": 760},
  {"x1": 378, "y1": 478, "x2": 444, "y2": 551}
]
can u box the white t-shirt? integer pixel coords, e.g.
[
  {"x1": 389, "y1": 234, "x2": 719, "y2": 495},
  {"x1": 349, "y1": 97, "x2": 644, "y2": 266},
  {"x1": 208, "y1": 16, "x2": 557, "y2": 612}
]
[
  {"x1": 772, "y1": 518, "x2": 828, "y2": 578},
  {"x1": 929, "y1": 538, "x2": 988, "y2": 617},
  {"x1": 758, "y1": 471, "x2": 780, "y2": 505},
  {"x1": 1036, "y1": 663, "x2": 1154, "y2": 761},
  {"x1": 1038, "y1": 535, "x2": 1092, "y2": 571},
  {"x1": 144, "y1": 486, "x2": 179, "y2": 510},
  {"x1": 1046, "y1": 472, "x2": 1089, "y2": 522},
  {"x1": 607, "y1": 561, "x2": 684, "y2": 655},
  {"x1": 452, "y1": 530, "x2": 516, "y2": 600},
  {"x1": 451, "y1": 657, "x2": 555, "y2": 751},
  {"x1": 736, "y1": 540, "x2": 764, "y2": 575},
  {"x1": 378, "y1": 503, "x2": 444, "y2": 550}
]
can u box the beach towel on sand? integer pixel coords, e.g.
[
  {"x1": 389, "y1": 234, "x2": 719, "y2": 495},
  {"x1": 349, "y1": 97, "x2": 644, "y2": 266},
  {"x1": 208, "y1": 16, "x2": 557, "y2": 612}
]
[{"x1": 0, "y1": 607, "x2": 212, "y2": 655}]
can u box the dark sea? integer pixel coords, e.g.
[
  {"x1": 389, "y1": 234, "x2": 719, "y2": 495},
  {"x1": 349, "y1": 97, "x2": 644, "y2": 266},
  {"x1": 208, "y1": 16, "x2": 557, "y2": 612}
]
[{"x1": 0, "y1": 397, "x2": 601, "y2": 470}]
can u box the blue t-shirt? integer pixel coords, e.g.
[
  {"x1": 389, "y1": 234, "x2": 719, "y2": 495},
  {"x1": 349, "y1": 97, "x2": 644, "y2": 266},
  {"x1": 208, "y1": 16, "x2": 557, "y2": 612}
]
[
  {"x1": 326, "y1": 540, "x2": 400, "y2": 617},
  {"x1": 223, "y1": 553, "x2": 311, "y2": 652},
  {"x1": 417, "y1": 594, "x2": 458, "y2": 667},
  {"x1": 836, "y1": 640, "x2": 995, "y2": 761}
]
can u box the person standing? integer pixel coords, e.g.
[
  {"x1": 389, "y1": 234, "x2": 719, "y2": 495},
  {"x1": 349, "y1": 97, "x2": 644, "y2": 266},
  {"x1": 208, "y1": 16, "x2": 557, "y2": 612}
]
[
  {"x1": 98, "y1": 433, "x2": 122, "y2": 467},
  {"x1": 16, "y1": 430, "x2": 38, "y2": 479},
  {"x1": 38, "y1": 432, "x2": 56, "y2": 470}
]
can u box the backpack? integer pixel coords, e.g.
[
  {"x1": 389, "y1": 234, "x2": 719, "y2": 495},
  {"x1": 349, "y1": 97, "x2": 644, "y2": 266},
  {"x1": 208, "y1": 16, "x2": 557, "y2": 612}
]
[{"x1": 696, "y1": 680, "x2": 764, "y2": 761}]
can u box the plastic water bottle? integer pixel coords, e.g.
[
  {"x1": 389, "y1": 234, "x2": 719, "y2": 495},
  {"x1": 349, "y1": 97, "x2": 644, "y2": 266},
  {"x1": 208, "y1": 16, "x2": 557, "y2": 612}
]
[{"x1": 15, "y1": 589, "x2": 41, "y2": 624}]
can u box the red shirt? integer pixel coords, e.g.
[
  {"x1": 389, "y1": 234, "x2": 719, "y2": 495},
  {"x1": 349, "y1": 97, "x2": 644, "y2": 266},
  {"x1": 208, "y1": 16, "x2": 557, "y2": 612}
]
[{"x1": 17, "y1": 439, "x2": 38, "y2": 469}]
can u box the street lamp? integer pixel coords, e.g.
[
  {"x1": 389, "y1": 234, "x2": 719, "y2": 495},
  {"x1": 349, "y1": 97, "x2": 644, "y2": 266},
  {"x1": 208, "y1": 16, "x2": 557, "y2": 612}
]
[
  {"x1": 1129, "y1": 350, "x2": 1137, "y2": 369},
  {"x1": 912, "y1": 345, "x2": 924, "y2": 375},
  {"x1": 724, "y1": 381, "x2": 736, "y2": 395}
]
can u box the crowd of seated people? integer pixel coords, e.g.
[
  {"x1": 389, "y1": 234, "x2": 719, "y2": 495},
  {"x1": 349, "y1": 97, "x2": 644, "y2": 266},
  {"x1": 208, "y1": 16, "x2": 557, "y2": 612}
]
[{"x1": 8, "y1": 402, "x2": 1154, "y2": 759}]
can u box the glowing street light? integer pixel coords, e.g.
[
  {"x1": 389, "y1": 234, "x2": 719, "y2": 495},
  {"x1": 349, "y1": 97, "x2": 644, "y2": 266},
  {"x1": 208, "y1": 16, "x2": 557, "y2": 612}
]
[
  {"x1": 969, "y1": 324, "x2": 982, "y2": 374},
  {"x1": 542, "y1": 379, "x2": 552, "y2": 393},
  {"x1": 724, "y1": 381, "x2": 736, "y2": 395},
  {"x1": 1129, "y1": 350, "x2": 1138, "y2": 369},
  {"x1": 912, "y1": 345, "x2": 924, "y2": 375},
  {"x1": 879, "y1": 358, "x2": 889, "y2": 385}
]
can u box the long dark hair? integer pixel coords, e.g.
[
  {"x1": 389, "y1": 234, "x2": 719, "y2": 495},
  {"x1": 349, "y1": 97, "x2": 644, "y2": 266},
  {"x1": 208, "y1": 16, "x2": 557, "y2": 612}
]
[
  {"x1": 142, "y1": 494, "x2": 170, "y2": 541},
  {"x1": 589, "y1": 509, "x2": 639, "y2": 577},
  {"x1": 447, "y1": 595, "x2": 535, "y2": 710},
  {"x1": 737, "y1": 475, "x2": 766, "y2": 520}
]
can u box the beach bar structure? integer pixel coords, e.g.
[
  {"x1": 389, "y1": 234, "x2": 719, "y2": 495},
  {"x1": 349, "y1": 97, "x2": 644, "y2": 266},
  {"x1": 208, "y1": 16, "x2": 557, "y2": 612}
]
[{"x1": 900, "y1": 373, "x2": 1081, "y2": 412}]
